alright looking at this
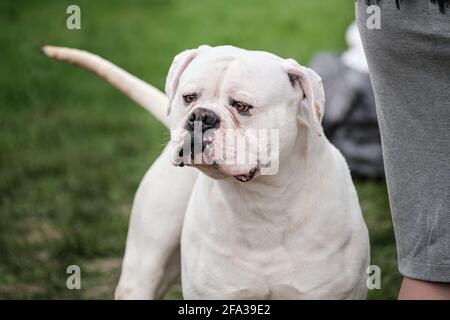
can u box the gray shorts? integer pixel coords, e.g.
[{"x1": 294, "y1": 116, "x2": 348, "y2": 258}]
[{"x1": 356, "y1": 0, "x2": 450, "y2": 282}]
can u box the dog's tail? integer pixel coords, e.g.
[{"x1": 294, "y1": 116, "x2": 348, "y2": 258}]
[{"x1": 42, "y1": 45, "x2": 169, "y2": 128}]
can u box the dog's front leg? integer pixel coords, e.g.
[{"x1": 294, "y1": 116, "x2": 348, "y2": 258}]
[{"x1": 115, "y1": 145, "x2": 198, "y2": 299}]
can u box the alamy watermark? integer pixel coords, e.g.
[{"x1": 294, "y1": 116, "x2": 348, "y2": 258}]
[
  {"x1": 366, "y1": 5, "x2": 381, "y2": 30},
  {"x1": 367, "y1": 265, "x2": 381, "y2": 289},
  {"x1": 66, "y1": 265, "x2": 81, "y2": 290},
  {"x1": 66, "y1": 5, "x2": 81, "y2": 30}
]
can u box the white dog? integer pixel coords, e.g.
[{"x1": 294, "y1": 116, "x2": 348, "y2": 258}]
[{"x1": 44, "y1": 45, "x2": 370, "y2": 300}]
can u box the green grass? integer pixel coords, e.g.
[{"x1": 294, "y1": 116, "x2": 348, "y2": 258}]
[{"x1": 0, "y1": 0, "x2": 401, "y2": 299}]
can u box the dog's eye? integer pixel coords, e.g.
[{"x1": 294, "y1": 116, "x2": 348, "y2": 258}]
[
  {"x1": 183, "y1": 94, "x2": 197, "y2": 104},
  {"x1": 232, "y1": 100, "x2": 253, "y2": 115}
]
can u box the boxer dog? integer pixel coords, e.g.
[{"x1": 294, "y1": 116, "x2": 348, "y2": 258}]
[{"x1": 43, "y1": 45, "x2": 370, "y2": 299}]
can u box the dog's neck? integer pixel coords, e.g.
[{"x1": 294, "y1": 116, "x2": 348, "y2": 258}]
[{"x1": 213, "y1": 125, "x2": 331, "y2": 219}]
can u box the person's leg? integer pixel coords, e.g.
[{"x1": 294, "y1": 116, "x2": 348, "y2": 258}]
[{"x1": 356, "y1": 0, "x2": 450, "y2": 299}]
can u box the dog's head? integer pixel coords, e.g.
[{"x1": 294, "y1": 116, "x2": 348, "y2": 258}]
[{"x1": 166, "y1": 45, "x2": 324, "y2": 182}]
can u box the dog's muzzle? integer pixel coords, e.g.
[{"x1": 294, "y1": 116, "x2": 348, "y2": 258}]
[{"x1": 177, "y1": 108, "x2": 221, "y2": 164}]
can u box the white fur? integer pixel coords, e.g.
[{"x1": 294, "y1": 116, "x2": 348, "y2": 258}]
[{"x1": 44, "y1": 45, "x2": 370, "y2": 300}]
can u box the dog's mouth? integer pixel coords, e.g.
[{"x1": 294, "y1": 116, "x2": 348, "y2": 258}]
[
  {"x1": 233, "y1": 167, "x2": 258, "y2": 182},
  {"x1": 175, "y1": 145, "x2": 259, "y2": 183},
  {"x1": 175, "y1": 142, "x2": 214, "y2": 168},
  {"x1": 172, "y1": 131, "x2": 261, "y2": 182},
  {"x1": 177, "y1": 156, "x2": 259, "y2": 183}
]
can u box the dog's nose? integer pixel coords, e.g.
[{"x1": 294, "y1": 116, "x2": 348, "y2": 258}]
[
  {"x1": 179, "y1": 107, "x2": 221, "y2": 160},
  {"x1": 185, "y1": 107, "x2": 221, "y2": 132}
]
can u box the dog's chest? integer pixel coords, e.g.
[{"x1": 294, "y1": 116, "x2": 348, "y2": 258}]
[
  {"x1": 180, "y1": 175, "x2": 366, "y2": 299},
  {"x1": 181, "y1": 230, "x2": 359, "y2": 299},
  {"x1": 181, "y1": 199, "x2": 301, "y2": 298},
  {"x1": 181, "y1": 237, "x2": 304, "y2": 299}
]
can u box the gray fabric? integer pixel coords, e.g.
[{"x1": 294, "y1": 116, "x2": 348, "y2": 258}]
[
  {"x1": 356, "y1": 0, "x2": 450, "y2": 282},
  {"x1": 310, "y1": 53, "x2": 384, "y2": 178}
]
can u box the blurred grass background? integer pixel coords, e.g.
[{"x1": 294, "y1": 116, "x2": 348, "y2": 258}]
[{"x1": 0, "y1": 0, "x2": 401, "y2": 299}]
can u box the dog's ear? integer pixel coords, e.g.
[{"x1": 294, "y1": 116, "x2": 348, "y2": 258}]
[
  {"x1": 283, "y1": 58, "x2": 325, "y2": 137},
  {"x1": 165, "y1": 45, "x2": 211, "y2": 116}
]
